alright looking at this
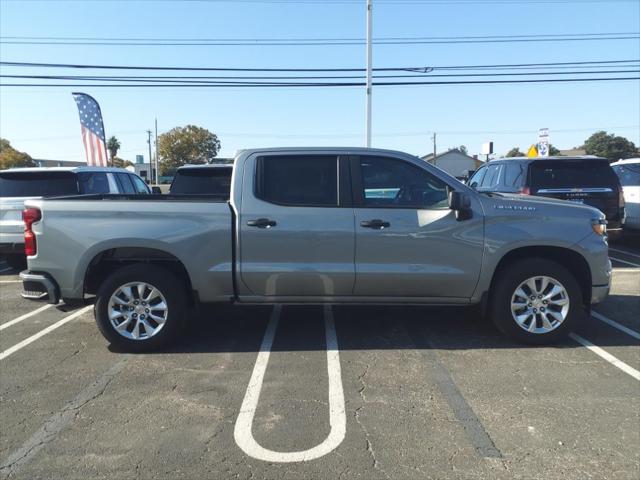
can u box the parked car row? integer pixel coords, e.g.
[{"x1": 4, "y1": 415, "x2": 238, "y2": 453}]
[
  {"x1": 0, "y1": 167, "x2": 152, "y2": 269},
  {"x1": 467, "y1": 155, "x2": 633, "y2": 238}
]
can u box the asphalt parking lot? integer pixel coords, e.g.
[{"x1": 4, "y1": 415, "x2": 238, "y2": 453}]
[{"x1": 0, "y1": 242, "x2": 638, "y2": 480}]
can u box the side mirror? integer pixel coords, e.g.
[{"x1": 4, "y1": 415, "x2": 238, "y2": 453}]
[
  {"x1": 151, "y1": 186, "x2": 162, "y2": 194},
  {"x1": 448, "y1": 191, "x2": 472, "y2": 221},
  {"x1": 469, "y1": 181, "x2": 478, "y2": 189}
]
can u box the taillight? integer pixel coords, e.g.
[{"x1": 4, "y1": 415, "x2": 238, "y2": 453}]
[
  {"x1": 519, "y1": 186, "x2": 531, "y2": 195},
  {"x1": 22, "y1": 208, "x2": 41, "y2": 256}
]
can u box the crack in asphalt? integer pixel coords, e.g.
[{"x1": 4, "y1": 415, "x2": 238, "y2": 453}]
[
  {"x1": 353, "y1": 360, "x2": 391, "y2": 480},
  {"x1": 0, "y1": 357, "x2": 128, "y2": 479}
]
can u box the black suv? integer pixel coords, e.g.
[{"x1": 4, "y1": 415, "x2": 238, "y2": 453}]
[{"x1": 468, "y1": 156, "x2": 625, "y2": 235}]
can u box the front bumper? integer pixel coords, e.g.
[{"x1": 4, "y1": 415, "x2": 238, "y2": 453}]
[{"x1": 19, "y1": 270, "x2": 60, "y2": 304}]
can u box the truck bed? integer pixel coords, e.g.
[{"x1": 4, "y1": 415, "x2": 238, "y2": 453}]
[{"x1": 25, "y1": 195, "x2": 234, "y2": 302}]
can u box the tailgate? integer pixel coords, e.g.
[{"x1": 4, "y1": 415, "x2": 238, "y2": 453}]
[
  {"x1": 529, "y1": 160, "x2": 621, "y2": 219},
  {"x1": 0, "y1": 197, "x2": 38, "y2": 235}
]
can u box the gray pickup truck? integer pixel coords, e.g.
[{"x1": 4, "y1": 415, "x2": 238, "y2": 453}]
[{"x1": 20, "y1": 148, "x2": 611, "y2": 351}]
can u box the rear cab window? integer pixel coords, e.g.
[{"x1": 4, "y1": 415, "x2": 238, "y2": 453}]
[
  {"x1": 0, "y1": 171, "x2": 79, "y2": 197},
  {"x1": 255, "y1": 155, "x2": 338, "y2": 206},
  {"x1": 170, "y1": 167, "x2": 232, "y2": 196},
  {"x1": 77, "y1": 172, "x2": 113, "y2": 194}
]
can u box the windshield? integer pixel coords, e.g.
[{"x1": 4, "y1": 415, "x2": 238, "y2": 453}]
[
  {"x1": 0, "y1": 171, "x2": 79, "y2": 197},
  {"x1": 170, "y1": 168, "x2": 232, "y2": 195},
  {"x1": 530, "y1": 160, "x2": 619, "y2": 189}
]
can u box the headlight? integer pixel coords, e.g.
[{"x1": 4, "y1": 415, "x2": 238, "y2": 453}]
[{"x1": 591, "y1": 218, "x2": 607, "y2": 236}]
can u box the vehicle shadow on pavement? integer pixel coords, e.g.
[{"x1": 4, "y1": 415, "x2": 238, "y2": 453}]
[{"x1": 116, "y1": 297, "x2": 639, "y2": 355}]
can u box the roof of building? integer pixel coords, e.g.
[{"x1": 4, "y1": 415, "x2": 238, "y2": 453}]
[{"x1": 421, "y1": 148, "x2": 476, "y2": 161}]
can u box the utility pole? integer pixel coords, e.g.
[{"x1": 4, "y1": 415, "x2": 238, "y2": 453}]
[
  {"x1": 431, "y1": 132, "x2": 437, "y2": 166},
  {"x1": 146, "y1": 129, "x2": 153, "y2": 184},
  {"x1": 365, "y1": 0, "x2": 373, "y2": 148},
  {"x1": 154, "y1": 118, "x2": 159, "y2": 185}
]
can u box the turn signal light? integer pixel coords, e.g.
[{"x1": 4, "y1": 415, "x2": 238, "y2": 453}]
[
  {"x1": 22, "y1": 208, "x2": 41, "y2": 256},
  {"x1": 519, "y1": 187, "x2": 531, "y2": 195},
  {"x1": 591, "y1": 219, "x2": 607, "y2": 236}
]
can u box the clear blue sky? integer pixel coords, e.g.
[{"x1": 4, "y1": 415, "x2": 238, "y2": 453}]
[{"x1": 1, "y1": 0, "x2": 639, "y2": 162}]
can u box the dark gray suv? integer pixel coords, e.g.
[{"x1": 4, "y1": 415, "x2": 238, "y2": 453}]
[{"x1": 468, "y1": 156, "x2": 625, "y2": 236}]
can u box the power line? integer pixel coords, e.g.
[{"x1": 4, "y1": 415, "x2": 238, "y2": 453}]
[
  {"x1": 3, "y1": 70, "x2": 638, "y2": 83},
  {"x1": 2, "y1": 32, "x2": 638, "y2": 46},
  {"x1": 2, "y1": 77, "x2": 638, "y2": 88},
  {"x1": 2, "y1": 59, "x2": 638, "y2": 72}
]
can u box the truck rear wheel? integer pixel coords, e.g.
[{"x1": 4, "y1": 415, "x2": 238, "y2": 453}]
[
  {"x1": 94, "y1": 264, "x2": 187, "y2": 352},
  {"x1": 490, "y1": 258, "x2": 584, "y2": 344}
]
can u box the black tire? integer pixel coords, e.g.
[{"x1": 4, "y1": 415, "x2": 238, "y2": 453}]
[
  {"x1": 490, "y1": 258, "x2": 584, "y2": 345},
  {"x1": 94, "y1": 263, "x2": 187, "y2": 352},
  {"x1": 4, "y1": 254, "x2": 27, "y2": 271}
]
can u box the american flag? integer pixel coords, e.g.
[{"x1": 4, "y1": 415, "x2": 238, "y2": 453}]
[{"x1": 72, "y1": 93, "x2": 108, "y2": 166}]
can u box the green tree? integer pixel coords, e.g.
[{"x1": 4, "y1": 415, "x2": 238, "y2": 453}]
[
  {"x1": 158, "y1": 125, "x2": 221, "y2": 174},
  {"x1": 549, "y1": 144, "x2": 561, "y2": 156},
  {"x1": 506, "y1": 147, "x2": 525, "y2": 157},
  {"x1": 458, "y1": 145, "x2": 468, "y2": 155},
  {"x1": 583, "y1": 131, "x2": 639, "y2": 162},
  {"x1": 0, "y1": 138, "x2": 36, "y2": 169},
  {"x1": 106, "y1": 136, "x2": 121, "y2": 165},
  {"x1": 111, "y1": 156, "x2": 133, "y2": 168}
]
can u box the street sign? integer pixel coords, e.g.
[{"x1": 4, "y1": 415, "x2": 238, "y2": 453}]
[
  {"x1": 538, "y1": 128, "x2": 549, "y2": 157},
  {"x1": 527, "y1": 145, "x2": 538, "y2": 157},
  {"x1": 481, "y1": 142, "x2": 494, "y2": 155}
]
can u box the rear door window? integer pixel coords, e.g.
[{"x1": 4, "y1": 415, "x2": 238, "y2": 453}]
[
  {"x1": 170, "y1": 167, "x2": 232, "y2": 195},
  {"x1": 0, "y1": 171, "x2": 79, "y2": 197},
  {"x1": 256, "y1": 156, "x2": 338, "y2": 206},
  {"x1": 530, "y1": 160, "x2": 619, "y2": 190},
  {"x1": 504, "y1": 163, "x2": 525, "y2": 188}
]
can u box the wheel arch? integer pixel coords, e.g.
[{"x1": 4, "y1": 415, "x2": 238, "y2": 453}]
[
  {"x1": 84, "y1": 247, "x2": 196, "y2": 303},
  {"x1": 488, "y1": 246, "x2": 592, "y2": 308}
]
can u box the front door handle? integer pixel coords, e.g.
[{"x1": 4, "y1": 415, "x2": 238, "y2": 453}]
[
  {"x1": 247, "y1": 218, "x2": 277, "y2": 228},
  {"x1": 360, "y1": 219, "x2": 390, "y2": 229}
]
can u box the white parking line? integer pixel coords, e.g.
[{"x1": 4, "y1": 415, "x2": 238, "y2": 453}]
[
  {"x1": 0, "y1": 280, "x2": 22, "y2": 283},
  {"x1": 234, "y1": 305, "x2": 346, "y2": 462},
  {"x1": 0, "y1": 305, "x2": 92, "y2": 361},
  {"x1": 592, "y1": 311, "x2": 640, "y2": 340},
  {"x1": 609, "y1": 247, "x2": 640, "y2": 259},
  {"x1": 609, "y1": 256, "x2": 640, "y2": 267},
  {"x1": 569, "y1": 333, "x2": 640, "y2": 381},
  {"x1": 0, "y1": 304, "x2": 53, "y2": 331}
]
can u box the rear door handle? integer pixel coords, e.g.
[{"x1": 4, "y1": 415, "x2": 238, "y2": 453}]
[
  {"x1": 247, "y1": 218, "x2": 277, "y2": 228},
  {"x1": 360, "y1": 219, "x2": 390, "y2": 229}
]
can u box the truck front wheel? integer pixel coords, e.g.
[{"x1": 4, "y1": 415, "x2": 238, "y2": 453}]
[
  {"x1": 94, "y1": 264, "x2": 187, "y2": 352},
  {"x1": 490, "y1": 258, "x2": 584, "y2": 344}
]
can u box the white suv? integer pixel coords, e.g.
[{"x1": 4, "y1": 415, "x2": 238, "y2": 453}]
[
  {"x1": 0, "y1": 166, "x2": 151, "y2": 269},
  {"x1": 612, "y1": 158, "x2": 640, "y2": 230}
]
